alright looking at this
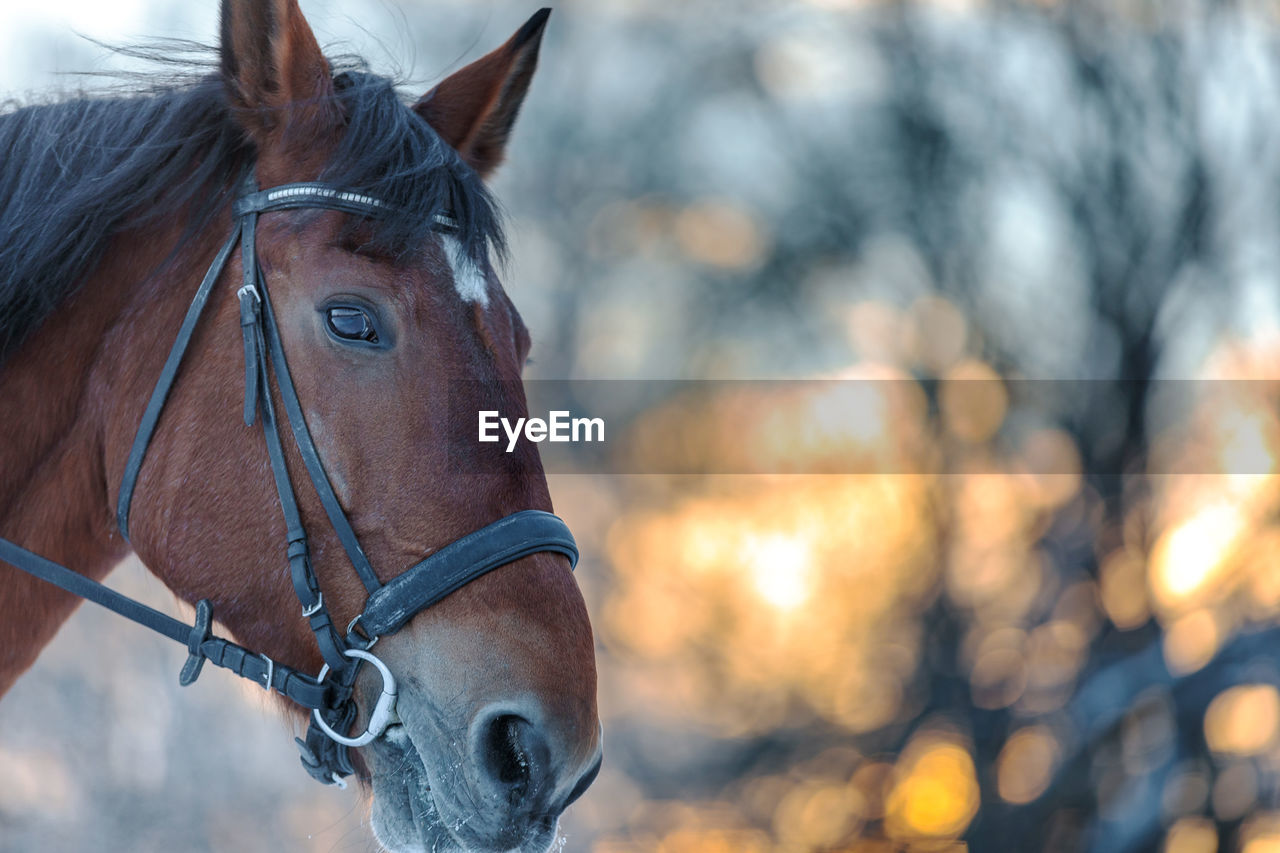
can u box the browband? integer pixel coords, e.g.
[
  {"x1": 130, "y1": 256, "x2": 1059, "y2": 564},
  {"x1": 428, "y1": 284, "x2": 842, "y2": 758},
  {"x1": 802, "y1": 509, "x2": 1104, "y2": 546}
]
[{"x1": 232, "y1": 181, "x2": 458, "y2": 231}]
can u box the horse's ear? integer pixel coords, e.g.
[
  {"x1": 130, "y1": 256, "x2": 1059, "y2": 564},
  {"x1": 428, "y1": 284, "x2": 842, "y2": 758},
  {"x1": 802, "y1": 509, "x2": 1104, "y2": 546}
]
[
  {"x1": 220, "y1": 0, "x2": 338, "y2": 144},
  {"x1": 413, "y1": 9, "x2": 551, "y2": 179}
]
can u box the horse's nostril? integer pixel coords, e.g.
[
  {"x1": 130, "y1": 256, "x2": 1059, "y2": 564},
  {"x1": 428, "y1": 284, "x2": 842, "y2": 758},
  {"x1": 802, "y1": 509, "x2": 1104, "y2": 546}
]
[
  {"x1": 488, "y1": 715, "x2": 530, "y2": 788},
  {"x1": 480, "y1": 714, "x2": 551, "y2": 804}
]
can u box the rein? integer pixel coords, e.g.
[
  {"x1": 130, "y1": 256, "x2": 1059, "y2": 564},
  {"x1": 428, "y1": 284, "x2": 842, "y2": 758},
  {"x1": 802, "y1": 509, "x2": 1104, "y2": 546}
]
[{"x1": 0, "y1": 174, "x2": 579, "y2": 787}]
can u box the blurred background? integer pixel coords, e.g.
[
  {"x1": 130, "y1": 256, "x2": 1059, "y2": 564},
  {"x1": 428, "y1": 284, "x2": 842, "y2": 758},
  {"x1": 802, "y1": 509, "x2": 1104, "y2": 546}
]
[{"x1": 5, "y1": 0, "x2": 1280, "y2": 851}]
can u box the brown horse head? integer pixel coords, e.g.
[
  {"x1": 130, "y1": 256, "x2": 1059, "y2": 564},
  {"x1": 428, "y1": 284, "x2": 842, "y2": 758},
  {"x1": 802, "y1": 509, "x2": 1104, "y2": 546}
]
[{"x1": 0, "y1": 1, "x2": 599, "y2": 850}]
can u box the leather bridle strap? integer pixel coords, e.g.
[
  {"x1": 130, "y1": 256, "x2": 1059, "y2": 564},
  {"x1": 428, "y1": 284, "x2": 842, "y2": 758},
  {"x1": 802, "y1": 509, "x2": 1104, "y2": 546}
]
[
  {"x1": 115, "y1": 226, "x2": 240, "y2": 541},
  {"x1": 237, "y1": 200, "x2": 349, "y2": 673},
  {"x1": 0, "y1": 538, "x2": 329, "y2": 709},
  {"x1": 362, "y1": 510, "x2": 578, "y2": 636},
  {"x1": 242, "y1": 183, "x2": 381, "y2": 596},
  {"x1": 253, "y1": 258, "x2": 379, "y2": 596}
]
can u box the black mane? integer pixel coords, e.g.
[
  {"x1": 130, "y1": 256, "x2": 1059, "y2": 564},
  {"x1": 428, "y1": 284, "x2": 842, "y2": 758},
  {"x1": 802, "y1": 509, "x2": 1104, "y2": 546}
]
[{"x1": 0, "y1": 50, "x2": 503, "y2": 362}]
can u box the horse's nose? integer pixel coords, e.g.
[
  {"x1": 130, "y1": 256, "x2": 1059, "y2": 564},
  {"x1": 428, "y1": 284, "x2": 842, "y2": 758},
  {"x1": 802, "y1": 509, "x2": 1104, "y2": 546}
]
[{"x1": 470, "y1": 704, "x2": 600, "y2": 819}]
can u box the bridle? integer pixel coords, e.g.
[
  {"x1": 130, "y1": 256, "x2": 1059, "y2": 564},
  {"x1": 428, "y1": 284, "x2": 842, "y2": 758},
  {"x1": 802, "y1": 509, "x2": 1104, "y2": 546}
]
[{"x1": 0, "y1": 172, "x2": 579, "y2": 787}]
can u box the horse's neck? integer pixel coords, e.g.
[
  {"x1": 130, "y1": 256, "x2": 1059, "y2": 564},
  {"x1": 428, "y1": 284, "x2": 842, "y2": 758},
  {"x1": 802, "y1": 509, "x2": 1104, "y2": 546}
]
[{"x1": 0, "y1": 218, "x2": 198, "y2": 697}]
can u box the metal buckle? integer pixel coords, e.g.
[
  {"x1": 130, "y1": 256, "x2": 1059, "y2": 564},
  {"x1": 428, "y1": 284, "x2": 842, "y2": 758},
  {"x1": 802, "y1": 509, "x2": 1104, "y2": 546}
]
[
  {"x1": 260, "y1": 653, "x2": 274, "y2": 692},
  {"x1": 236, "y1": 283, "x2": 260, "y2": 304},
  {"x1": 346, "y1": 615, "x2": 379, "y2": 650},
  {"x1": 301, "y1": 592, "x2": 324, "y2": 618},
  {"x1": 312, "y1": 648, "x2": 398, "y2": 748}
]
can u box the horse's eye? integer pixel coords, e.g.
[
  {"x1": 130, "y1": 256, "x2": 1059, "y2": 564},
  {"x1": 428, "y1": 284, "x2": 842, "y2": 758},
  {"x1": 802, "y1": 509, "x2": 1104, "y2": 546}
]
[{"x1": 326, "y1": 306, "x2": 379, "y2": 343}]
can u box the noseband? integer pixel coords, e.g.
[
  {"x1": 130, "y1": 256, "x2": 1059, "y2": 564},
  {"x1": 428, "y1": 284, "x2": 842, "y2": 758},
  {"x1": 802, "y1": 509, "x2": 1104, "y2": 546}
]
[{"x1": 0, "y1": 173, "x2": 578, "y2": 786}]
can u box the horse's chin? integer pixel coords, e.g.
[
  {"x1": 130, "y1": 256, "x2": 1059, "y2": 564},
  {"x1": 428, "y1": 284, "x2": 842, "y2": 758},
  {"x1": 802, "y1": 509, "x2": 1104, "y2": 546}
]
[
  {"x1": 368, "y1": 725, "x2": 441, "y2": 853},
  {"x1": 367, "y1": 724, "x2": 558, "y2": 853}
]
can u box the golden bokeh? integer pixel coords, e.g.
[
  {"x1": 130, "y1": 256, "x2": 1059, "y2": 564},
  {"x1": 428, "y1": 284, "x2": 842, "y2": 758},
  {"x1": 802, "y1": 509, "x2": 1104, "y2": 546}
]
[
  {"x1": 1162, "y1": 609, "x2": 1222, "y2": 677},
  {"x1": 885, "y1": 732, "x2": 980, "y2": 840},
  {"x1": 996, "y1": 725, "x2": 1059, "y2": 804},
  {"x1": 1163, "y1": 816, "x2": 1218, "y2": 853},
  {"x1": 590, "y1": 315, "x2": 1280, "y2": 848},
  {"x1": 1100, "y1": 548, "x2": 1151, "y2": 630},
  {"x1": 1150, "y1": 502, "x2": 1246, "y2": 614},
  {"x1": 1242, "y1": 813, "x2": 1280, "y2": 853},
  {"x1": 1204, "y1": 685, "x2": 1280, "y2": 756},
  {"x1": 604, "y1": 472, "x2": 939, "y2": 735},
  {"x1": 939, "y1": 360, "x2": 1007, "y2": 444}
]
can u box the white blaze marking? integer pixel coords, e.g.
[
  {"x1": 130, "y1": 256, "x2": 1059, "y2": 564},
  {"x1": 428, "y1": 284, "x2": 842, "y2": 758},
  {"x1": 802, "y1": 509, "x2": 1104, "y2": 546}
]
[{"x1": 444, "y1": 236, "x2": 489, "y2": 306}]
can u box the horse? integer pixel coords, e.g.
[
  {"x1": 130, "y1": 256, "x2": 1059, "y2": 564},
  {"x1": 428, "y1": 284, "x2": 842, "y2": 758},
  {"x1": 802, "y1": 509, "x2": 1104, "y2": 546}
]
[{"x1": 0, "y1": 2, "x2": 601, "y2": 850}]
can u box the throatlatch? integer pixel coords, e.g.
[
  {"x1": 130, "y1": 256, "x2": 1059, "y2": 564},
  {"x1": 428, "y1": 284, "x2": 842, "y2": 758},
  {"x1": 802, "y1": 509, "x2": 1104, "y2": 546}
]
[{"x1": 0, "y1": 172, "x2": 578, "y2": 787}]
